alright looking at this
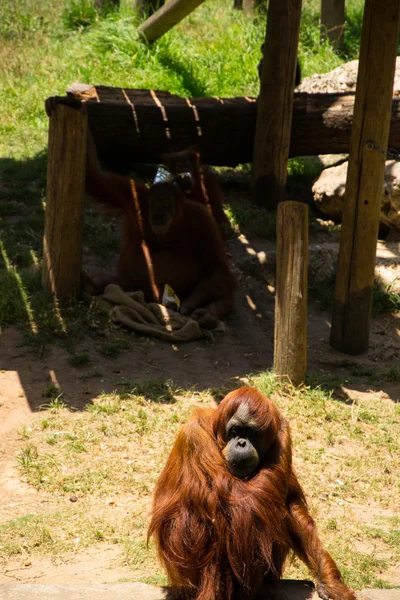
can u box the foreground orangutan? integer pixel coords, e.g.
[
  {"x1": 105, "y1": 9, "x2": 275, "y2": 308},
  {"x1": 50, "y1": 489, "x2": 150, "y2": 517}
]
[
  {"x1": 162, "y1": 148, "x2": 232, "y2": 239},
  {"x1": 85, "y1": 134, "x2": 237, "y2": 328},
  {"x1": 149, "y1": 387, "x2": 356, "y2": 600}
]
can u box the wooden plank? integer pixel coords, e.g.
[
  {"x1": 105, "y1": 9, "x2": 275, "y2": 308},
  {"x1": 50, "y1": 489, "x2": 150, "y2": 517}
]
[
  {"x1": 42, "y1": 104, "x2": 87, "y2": 304},
  {"x1": 138, "y1": 0, "x2": 207, "y2": 43},
  {"x1": 330, "y1": 0, "x2": 400, "y2": 355},
  {"x1": 252, "y1": 0, "x2": 303, "y2": 208},
  {"x1": 274, "y1": 201, "x2": 308, "y2": 386},
  {"x1": 321, "y1": 0, "x2": 345, "y2": 49}
]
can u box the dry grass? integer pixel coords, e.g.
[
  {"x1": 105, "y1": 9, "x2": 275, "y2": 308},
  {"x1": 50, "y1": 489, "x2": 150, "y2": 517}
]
[{"x1": 1, "y1": 374, "x2": 399, "y2": 589}]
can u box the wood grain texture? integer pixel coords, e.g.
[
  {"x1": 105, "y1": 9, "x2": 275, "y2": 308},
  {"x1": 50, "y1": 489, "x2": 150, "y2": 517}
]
[
  {"x1": 274, "y1": 201, "x2": 308, "y2": 386},
  {"x1": 321, "y1": 0, "x2": 345, "y2": 49},
  {"x1": 61, "y1": 86, "x2": 400, "y2": 170},
  {"x1": 252, "y1": 0, "x2": 303, "y2": 208},
  {"x1": 330, "y1": 0, "x2": 400, "y2": 355},
  {"x1": 42, "y1": 104, "x2": 87, "y2": 304}
]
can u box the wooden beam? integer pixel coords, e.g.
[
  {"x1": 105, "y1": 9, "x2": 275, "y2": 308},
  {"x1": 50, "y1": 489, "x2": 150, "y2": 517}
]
[
  {"x1": 321, "y1": 0, "x2": 345, "y2": 49},
  {"x1": 60, "y1": 86, "x2": 400, "y2": 169},
  {"x1": 252, "y1": 0, "x2": 303, "y2": 208},
  {"x1": 330, "y1": 0, "x2": 400, "y2": 355},
  {"x1": 138, "y1": 0, "x2": 207, "y2": 43},
  {"x1": 274, "y1": 201, "x2": 308, "y2": 386},
  {"x1": 42, "y1": 103, "x2": 87, "y2": 305}
]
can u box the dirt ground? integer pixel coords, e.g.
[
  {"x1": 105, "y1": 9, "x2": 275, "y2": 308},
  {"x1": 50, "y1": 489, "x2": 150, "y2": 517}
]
[{"x1": 1, "y1": 217, "x2": 400, "y2": 585}]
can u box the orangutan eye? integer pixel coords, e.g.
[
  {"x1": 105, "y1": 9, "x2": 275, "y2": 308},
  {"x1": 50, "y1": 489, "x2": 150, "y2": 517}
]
[{"x1": 229, "y1": 426, "x2": 240, "y2": 437}]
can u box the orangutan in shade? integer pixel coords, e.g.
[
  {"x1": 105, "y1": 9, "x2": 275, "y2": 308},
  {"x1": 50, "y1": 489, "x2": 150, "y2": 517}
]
[{"x1": 84, "y1": 133, "x2": 236, "y2": 329}]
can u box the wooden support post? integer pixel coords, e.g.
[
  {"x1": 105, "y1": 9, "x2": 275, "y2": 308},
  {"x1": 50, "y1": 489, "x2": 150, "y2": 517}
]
[
  {"x1": 138, "y1": 0, "x2": 207, "y2": 43},
  {"x1": 274, "y1": 201, "x2": 308, "y2": 386},
  {"x1": 330, "y1": 0, "x2": 400, "y2": 355},
  {"x1": 320, "y1": 0, "x2": 345, "y2": 49},
  {"x1": 252, "y1": 0, "x2": 302, "y2": 209},
  {"x1": 42, "y1": 104, "x2": 87, "y2": 305}
]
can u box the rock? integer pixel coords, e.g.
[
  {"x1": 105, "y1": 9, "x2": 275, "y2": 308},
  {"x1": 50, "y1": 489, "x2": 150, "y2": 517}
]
[
  {"x1": 298, "y1": 57, "x2": 400, "y2": 95},
  {"x1": 312, "y1": 160, "x2": 400, "y2": 232}
]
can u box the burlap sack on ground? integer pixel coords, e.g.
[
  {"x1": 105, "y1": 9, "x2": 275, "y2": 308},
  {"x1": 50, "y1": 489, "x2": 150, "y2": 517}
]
[{"x1": 90, "y1": 284, "x2": 223, "y2": 342}]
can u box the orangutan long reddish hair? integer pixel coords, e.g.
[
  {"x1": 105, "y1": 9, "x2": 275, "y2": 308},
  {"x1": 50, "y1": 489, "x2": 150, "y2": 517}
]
[{"x1": 148, "y1": 387, "x2": 355, "y2": 600}]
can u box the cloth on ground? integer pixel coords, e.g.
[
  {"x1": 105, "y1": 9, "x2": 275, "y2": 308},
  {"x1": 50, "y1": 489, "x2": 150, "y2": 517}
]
[{"x1": 88, "y1": 284, "x2": 224, "y2": 342}]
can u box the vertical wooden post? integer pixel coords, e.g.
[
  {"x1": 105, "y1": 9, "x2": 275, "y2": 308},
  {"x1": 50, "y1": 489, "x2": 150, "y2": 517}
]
[
  {"x1": 274, "y1": 201, "x2": 308, "y2": 386},
  {"x1": 321, "y1": 0, "x2": 345, "y2": 49},
  {"x1": 330, "y1": 0, "x2": 400, "y2": 355},
  {"x1": 42, "y1": 104, "x2": 87, "y2": 305},
  {"x1": 138, "y1": 0, "x2": 207, "y2": 42},
  {"x1": 252, "y1": 0, "x2": 302, "y2": 209}
]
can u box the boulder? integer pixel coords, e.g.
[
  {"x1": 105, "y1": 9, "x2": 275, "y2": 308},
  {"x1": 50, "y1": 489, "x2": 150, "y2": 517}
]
[
  {"x1": 312, "y1": 160, "x2": 400, "y2": 232},
  {"x1": 297, "y1": 57, "x2": 400, "y2": 95}
]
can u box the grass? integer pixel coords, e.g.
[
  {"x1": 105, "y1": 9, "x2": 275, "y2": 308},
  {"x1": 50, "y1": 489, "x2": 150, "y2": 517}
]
[{"x1": 0, "y1": 373, "x2": 399, "y2": 588}]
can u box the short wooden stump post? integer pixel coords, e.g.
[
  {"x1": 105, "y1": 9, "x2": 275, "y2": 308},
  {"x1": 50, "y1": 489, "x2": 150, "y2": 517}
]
[
  {"x1": 42, "y1": 103, "x2": 88, "y2": 305},
  {"x1": 274, "y1": 201, "x2": 308, "y2": 386}
]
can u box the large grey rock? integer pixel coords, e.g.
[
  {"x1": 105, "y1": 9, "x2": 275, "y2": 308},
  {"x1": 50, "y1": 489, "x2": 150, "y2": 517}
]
[{"x1": 312, "y1": 160, "x2": 400, "y2": 232}]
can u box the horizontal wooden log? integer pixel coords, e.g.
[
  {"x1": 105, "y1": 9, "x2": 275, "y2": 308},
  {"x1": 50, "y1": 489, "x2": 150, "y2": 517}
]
[{"x1": 62, "y1": 84, "x2": 400, "y2": 169}]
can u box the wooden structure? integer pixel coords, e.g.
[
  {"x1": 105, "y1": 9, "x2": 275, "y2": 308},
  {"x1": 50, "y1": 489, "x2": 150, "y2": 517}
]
[
  {"x1": 42, "y1": 103, "x2": 87, "y2": 305},
  {"x1": 252, "y1": 0, "x2": 302, "y2": 208},
  {"x1": 330, "y1": 0, "x2": 400, "y2": 355},
  {"x1": 59, "y1": 85, "x2": 400, "y2": 173},
  {"x1": 42, "y1": 0, "x2": 400, "y2": 385},
  {"x1": 274, "y1": 202, "x2": 308, "y2": 386},
  {"x1": 321, "y1": 0, "x2": 345, "y2": 49}
]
